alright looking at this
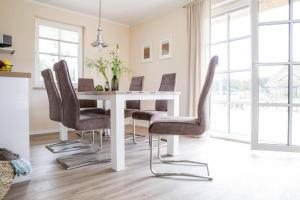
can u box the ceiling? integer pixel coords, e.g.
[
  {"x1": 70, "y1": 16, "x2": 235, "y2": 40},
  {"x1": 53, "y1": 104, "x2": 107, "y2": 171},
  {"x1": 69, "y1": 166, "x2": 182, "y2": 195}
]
[{"x1": 33, "y1": 0, "x2": 188, "y2": 26}]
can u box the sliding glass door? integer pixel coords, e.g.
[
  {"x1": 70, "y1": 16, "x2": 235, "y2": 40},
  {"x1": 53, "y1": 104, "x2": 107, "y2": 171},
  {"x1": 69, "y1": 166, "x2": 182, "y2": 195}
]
[
  {"x1": 210, "y1": 4, "x2": 251, "y2": 141},
  {"x1": 252, "y1": 0, "x2": 300, "y2": 151}
]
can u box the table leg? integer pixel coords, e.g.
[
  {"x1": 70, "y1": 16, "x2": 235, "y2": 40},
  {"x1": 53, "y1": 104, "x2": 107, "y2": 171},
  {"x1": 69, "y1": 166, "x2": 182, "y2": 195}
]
[
  {"x1": 167, "y1": 96, "x2": 180, "y2": 156},
  {"x1": 110, "y1": 95, "x2": 125, "y2": 171},
  {"x1": 59, "y1": 122, "x2": 68, "y2": 141}
]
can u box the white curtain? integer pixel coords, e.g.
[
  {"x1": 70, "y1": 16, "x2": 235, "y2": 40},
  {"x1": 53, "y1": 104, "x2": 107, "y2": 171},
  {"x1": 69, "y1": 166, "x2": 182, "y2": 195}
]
[{"x1": 187, "y1": 0, "x2": 211, "y2": 116}]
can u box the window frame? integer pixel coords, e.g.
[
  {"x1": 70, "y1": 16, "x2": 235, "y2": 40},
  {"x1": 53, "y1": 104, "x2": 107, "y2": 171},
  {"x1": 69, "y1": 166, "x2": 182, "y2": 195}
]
[
  {"x1": 35, "y1": 18, "x2": 83, "y2": 87},
  {"x1": 210, "y1": 5, "x2": 252, "y2": 140},
  {"x1": 251, "y1": 0, "x2": 300, "y2": 151}
]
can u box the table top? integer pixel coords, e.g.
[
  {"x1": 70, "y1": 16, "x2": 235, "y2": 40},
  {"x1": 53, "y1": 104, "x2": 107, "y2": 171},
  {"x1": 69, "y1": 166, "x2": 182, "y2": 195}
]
[
  {"x1": 0, "y1": 71, "x2": 31, "y2": 78},
  {"x1": 77, "y1": 91, "x2": 181, "y2": 96}
]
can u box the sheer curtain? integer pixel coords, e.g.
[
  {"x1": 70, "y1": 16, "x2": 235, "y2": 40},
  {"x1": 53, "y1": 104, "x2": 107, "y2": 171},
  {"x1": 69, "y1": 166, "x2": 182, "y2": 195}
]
[{"x1": 187, "y1": 0, "x2": 211, "y2": 116}]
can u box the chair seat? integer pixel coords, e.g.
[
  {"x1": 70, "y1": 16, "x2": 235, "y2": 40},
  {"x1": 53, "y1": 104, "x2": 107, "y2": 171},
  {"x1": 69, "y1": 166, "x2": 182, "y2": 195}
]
[
  {"x1": 105, "y1": 109, "x2": 139, "y2": 118},
  {"x1": 77, "y1": 113, "x2": 110, "y2": 131},
  {"x1": 80, "y1": 107, "x2": 106, "y2": 115},
  {"x1": 149, "y1": 117, "x2": 203, "y2": 135},
  {"x1": 132, "y1": 110, "x2": 167, "y2": 121}
]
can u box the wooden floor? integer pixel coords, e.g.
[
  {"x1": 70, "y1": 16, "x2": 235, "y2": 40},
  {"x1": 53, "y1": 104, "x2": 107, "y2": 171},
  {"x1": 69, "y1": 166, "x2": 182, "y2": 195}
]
[{"x1": 5, "y1": 126, "x2": 300, "y2": 200}]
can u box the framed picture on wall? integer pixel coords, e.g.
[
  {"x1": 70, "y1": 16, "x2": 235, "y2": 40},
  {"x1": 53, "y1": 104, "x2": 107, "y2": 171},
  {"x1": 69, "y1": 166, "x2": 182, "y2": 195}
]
[
  {"x1": 159, "y1": 38, "x2": 172, "y2": 59},
  {"x1": 141, "y1": 42, "x2": 152, "y2": 63}
]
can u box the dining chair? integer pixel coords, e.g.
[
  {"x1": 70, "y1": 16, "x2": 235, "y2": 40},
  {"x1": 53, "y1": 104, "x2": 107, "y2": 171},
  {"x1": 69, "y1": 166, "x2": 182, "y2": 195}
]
[
  {"x1": 105, "y1": 76, "x2": 144, "y2": 118},
  {"x1": 42, "y1": 69, "x2": 90, "y2": 153},
  {"x1": 131, "y1": 73, "x2": 176, "y2": 144},
  {"x1": 148, "y1": 56, "x2": 218, "y2": 180},
  {"x1": 78, "y1": 78, "x2": 106, "y2": 114},
  {"x1": 53, "y1": 60, "x2": 111, "y2": 169}
]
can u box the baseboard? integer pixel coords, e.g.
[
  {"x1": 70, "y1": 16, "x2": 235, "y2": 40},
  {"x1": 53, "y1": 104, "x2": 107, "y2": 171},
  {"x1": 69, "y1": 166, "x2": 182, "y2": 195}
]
[
  {"x1": 30, "y1": 121, "x2": 149, "y2": 136},
  {"x1": 30, "y1": 128, "x2": 60, "y2": 135}
]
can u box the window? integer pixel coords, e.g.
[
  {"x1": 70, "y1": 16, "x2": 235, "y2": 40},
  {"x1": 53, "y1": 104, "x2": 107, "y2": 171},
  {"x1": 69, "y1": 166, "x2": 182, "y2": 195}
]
[
  {"x1": 35, "y1": 19, "x2": 83, "y2": 86},
  {"x1": 210, "y1": 5, "x2": 251, "y2": 141},
  {"x1": 252, "y1": 0, "x2": 300, "y2": 150}
]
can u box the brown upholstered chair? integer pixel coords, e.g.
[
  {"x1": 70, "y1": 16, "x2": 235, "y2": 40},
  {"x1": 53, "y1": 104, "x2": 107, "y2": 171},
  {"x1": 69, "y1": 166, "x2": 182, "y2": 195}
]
[
  {"x1": 42, "y1": 69, "x2": 62, "y2": 123},
  {"x1": 53, "y1": 60, "x2": 110, "y2": 169},
  {"x1": 148, "y1": 56, "x2": 218, "y2": 180},
  {"x1": 131, "y1": 73, "x2": 176, "y2": 143},
  {"x1": 42, "y1": 69, "x2": 90, "y2": 153},
  {"x1": 78, "y1": 78, "x2": 106, "y2": 115},
  {"x1": 105, "y1": 76, "x2": 144, "y2": 118},
  {"x1": 42, "y1": 70, "x2": 107, "y2": 153}
]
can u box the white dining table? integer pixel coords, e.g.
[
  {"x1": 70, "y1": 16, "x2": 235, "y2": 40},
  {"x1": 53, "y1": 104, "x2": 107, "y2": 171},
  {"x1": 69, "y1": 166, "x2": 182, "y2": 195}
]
[{"x1": 59, "y1": 91, "x2": 181, "y2": 172}]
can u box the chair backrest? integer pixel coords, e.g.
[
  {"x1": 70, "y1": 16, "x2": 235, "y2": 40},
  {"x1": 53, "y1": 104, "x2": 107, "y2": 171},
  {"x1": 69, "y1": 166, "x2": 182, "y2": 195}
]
[
  {"x1": 41, "y1": 69, "x2": 62, "y2": 122},
  {"x1": 155, "y1": 73, "x2": 176, "y2": 111},
  {"x1": 54, "y1": 60, "x2": 80, "y2": 129},
  {"x1": 197, "y1": 56, "x2": 219, "y2": 129},
  {"x1": 78, "y1": 78, "x2": 97, "y2": 108},
  {"x1": 126, "y1": 76, "x2": 144, "y2": 109}
]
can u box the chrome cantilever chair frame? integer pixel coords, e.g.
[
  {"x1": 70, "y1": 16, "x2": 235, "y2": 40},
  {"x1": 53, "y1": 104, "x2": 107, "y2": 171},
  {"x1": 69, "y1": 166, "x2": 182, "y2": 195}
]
[
  {"x1": 56, "y1": 130, "x2": 109, "y2": 170},
  {"x1": 148, "y1": 56, "x2": 218, "y2": 180},
  {"x1": 149, "y1": 134, "x2": 212, "y2": 180}
]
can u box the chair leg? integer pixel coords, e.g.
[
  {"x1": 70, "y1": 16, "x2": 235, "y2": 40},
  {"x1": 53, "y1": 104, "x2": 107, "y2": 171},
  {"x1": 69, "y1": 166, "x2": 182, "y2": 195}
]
[
  {"x1": 125, "y1": 119, "x2": 147, "y2": 143},
  {"x1": 132, "y1": 119, "x2": 152, "y2": 144},
  {"x1": 100, "y1": 129, "x2": 103, "y2": 148},
  {"x1": 149, "y1": 134, "x2": 213, "y2": 180},
  {"x1": 46, "y1": 131, "x2": 90, "y2": 153}
]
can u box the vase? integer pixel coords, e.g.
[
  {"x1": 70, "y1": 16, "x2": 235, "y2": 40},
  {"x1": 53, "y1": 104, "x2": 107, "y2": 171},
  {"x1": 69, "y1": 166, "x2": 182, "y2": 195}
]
[
  {"x1": 104, "y1": 81, "x2": 110, "y2": 91},
  {"x1": 111, "y1": 76, "x2": 119, "y2": 91}
]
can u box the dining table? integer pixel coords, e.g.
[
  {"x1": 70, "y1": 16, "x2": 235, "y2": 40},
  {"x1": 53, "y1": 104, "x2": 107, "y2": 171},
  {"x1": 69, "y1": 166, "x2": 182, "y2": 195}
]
[{"x1": 59, "y1": 91, "x2": 181, "y2": 172}]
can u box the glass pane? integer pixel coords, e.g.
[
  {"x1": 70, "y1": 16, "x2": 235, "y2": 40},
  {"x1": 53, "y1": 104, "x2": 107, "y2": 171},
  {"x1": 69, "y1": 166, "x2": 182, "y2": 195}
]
[
  {"x1": 211, "y1": 43, "x2": 227, "y2": 72},
  {"x1": 229, "y1": 38, "x2": 251, "y2": 70},
  {"x1": 211, "y1": 15, "x2": 227, "y2": 43},
  {"x1": 294, "y1": 0, "x2": 300, "y2": 20},
  {"x1": 230, "y1": 103, "x2": 251, "y2": 135},
  {"x1": 293, "y1": 23, "x2": 300, "y2": 62},
  {"x1": 230, "y1": 72, "x2": 251, "y2": 103},
  {"x1": 61, "y1": 29, "x2": 79, "y2": 43},
  {"x1": 258, "y1": 106, "x2": 288, "y2": 145},
  {"x1": 229, "y1": 8, "x2": 250, "y2": 39},
  {"x1": 39, "y1": 25, "x2": 59, "y2": 40},
  {"x1": 259, "y1": 25, "x2": 289, "y2": 63},
  {"x1": 61, "y1": 57, "x2": 79, "y2": 83},
  {"x1": 259, "y1": 0, "x2": 289, "y2": 22},
  {"x1": 259, "y1": 66, "x2": 288, "y2": 104},
  {"x1": 39, "y1": 39, "x2": 58, "y2": 54},
  {"x1": 292, "y1": 106, "x2": 300, "y2": 145},
  {"x1": 211, "y1": 74, "x2": 228, "y2": 102},
  {"x1": 39, "y1": 54, "x2": 58, "y2": 81},
  {"x1": 61, "y1": 42, "x2": 78, "y2": 57},
  {"x1": 293, "y1": 65, "x2": 300, "y2": 104},
  {"x1": 210, "y1": 103, "x2": 228, "y2": 132}
]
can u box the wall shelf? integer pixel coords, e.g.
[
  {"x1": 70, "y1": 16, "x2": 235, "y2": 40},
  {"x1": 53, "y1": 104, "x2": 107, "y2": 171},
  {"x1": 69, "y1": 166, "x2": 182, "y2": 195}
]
[{"x1": 0, "y1": 47, "x2": 15, "y2": 55}]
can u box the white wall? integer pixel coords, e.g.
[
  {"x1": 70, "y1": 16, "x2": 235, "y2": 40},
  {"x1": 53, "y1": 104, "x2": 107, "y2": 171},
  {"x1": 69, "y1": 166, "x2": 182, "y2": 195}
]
[
  {"x1": 129, "y1": 7, "x2": 189, "y2": 115},
  {"x1": 0, "y1": 0, "x2": 131, "y2": 133}
]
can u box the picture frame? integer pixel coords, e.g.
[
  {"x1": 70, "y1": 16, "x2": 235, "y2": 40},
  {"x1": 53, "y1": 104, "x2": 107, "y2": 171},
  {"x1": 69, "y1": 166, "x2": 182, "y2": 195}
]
[
  {"x1": 141, "y1": 42, "x2": 152, "y2": 63},
  {"x1": 159, "y1": 37, "x2": 172, "y2": 59}
]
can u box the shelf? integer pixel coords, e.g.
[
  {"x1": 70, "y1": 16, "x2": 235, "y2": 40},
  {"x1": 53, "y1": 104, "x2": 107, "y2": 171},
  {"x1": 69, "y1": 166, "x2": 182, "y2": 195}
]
[{"x1": 0, "y1": 47, "x2": 15, "y2": 55}]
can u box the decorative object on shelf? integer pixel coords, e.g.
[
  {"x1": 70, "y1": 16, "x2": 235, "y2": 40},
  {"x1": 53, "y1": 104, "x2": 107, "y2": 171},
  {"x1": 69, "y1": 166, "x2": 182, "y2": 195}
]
[
  {"x1": 0, "y1": 60, "x2": 13, "y2": 72},
  {"x1": 95, "y1": 85, "x2": 104, "y2": 91},
  {"x1": 110, "y1": 44, "x2": 127, "y2": 91},
  {"x1": 91, "y1": 0, "x2": 108, "y2": 52},
  {"x1": 104, "y1": 81, "x2": 110, "y2": 91},
  {"x1": 111, "y1": 75, "x2": 119, "y2": 91},
  {"x1": 141, "y1": 42, "x2": 152, "y2": 63},
  {"x1": 0, "y1": 34, "x2": 12, "y2": 48},
  {"x1": 159, "y1": 37, "x2": 172, "y2": 59},
  {"x1": 86, "y1": 57, "x2": 110, "y2": 90}
]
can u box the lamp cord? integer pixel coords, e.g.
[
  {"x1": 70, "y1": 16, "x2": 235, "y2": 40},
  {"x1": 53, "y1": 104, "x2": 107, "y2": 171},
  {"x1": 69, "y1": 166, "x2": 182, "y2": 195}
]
[{"x1": 98, "y1": 0, "x2": 102, "y2": 29}]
